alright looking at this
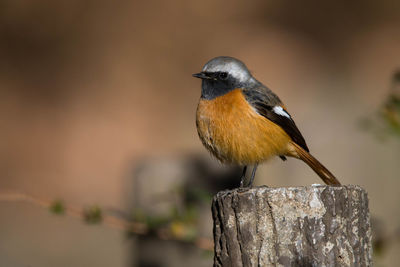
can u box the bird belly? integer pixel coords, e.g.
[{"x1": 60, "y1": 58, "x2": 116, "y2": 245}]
[{"x1": 196, "y1": 89, "x2": 291, "y2": 165}]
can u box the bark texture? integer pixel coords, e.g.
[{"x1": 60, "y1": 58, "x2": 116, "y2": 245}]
[{"x1": 212, "y1": 185, "x2": 372, "y2": 267}]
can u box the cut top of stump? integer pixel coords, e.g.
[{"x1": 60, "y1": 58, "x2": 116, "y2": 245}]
[{"x1": 212, "y1": 185, "x2": 372, "y2": 267}]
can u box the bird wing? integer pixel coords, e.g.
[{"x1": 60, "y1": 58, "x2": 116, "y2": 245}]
[{"x1": 242, "y1": 87, "x2": 309, "y2": 152}]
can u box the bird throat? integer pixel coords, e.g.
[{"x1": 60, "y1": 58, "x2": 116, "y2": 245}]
[{"x1": 201, "y1": 79, "x2": 236, "y2": 100}]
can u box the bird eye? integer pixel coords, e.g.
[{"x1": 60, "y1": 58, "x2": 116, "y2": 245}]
[{"x1": 219, "y1": 72, "x2": 228, "y2": 80}]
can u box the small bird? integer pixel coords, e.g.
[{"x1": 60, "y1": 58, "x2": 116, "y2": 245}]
[{"x1": 193, "y1": 56, "x2": 341, "y2": 187}]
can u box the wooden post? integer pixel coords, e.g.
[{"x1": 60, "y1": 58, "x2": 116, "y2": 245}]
[{"x1": 212, "y1": 185, "x2": 372, "y2": 267}]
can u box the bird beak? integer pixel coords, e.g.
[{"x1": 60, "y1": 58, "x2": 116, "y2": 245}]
[{"x1": 192, "y1": 72, "x2": 209, "y2": 79}]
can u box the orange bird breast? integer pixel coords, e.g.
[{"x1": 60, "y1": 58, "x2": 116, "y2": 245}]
[{"x1": 196, "y1": 89, "x2": 292, "y2": 165}]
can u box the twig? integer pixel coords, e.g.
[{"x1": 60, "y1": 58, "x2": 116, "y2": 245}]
[{"x1": 0, "y1": 191, "x2": 213, "y2": 251}]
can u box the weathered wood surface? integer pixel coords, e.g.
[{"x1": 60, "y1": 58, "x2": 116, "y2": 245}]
[{"x1": 212, "y1": 185, "x2": 372, "y2": 267}]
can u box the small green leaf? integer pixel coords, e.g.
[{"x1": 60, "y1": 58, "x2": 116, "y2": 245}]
[
  {"x1": 49, "y1": 200, "x2": 65, "y2": 215},
  {"x1": 83, "y1": 206, "x2": 102, "y2": 224}
]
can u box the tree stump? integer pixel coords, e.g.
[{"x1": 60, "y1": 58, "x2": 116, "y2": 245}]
[{"x1": 212, "y1": 185, "x2": 372, "y2": 267}]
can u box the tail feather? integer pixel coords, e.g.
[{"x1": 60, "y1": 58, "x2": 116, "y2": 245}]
[{"x1": 289, "y1": 142, "x2": 341, "y2": 186}]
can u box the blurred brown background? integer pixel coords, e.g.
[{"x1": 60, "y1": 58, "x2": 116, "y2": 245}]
[{"x1": 1, "y1": 0, "x2": 400, "y2": 266}]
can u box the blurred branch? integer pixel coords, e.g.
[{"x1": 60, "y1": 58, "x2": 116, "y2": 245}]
[
  {"x1": 0, "y1": 191, "x2": 213, "y2": 251},
  {"x1": 371, "y1": 216, "x2": 400, "y2": 257},
  {"x1": 360, "y1": 69, "x2": 400, "y2": 140}
]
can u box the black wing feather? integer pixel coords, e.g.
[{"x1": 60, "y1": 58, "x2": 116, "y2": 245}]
[{"x1": 243, "y1": 88, "x2": 309, "y2": 152}]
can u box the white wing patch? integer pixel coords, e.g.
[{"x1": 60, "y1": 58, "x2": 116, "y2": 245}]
[{"x1": 273, "y1": 106, "x2": 291, "y2": 118}]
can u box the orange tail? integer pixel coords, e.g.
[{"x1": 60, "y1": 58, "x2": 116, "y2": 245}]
[{"x1": 289, "y1": 142, "x2": 341, "y2": 186}]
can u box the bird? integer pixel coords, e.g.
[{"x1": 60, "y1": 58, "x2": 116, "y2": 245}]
[{"x1": 193, "y1": 56, "x2": 341, "y2": 187}]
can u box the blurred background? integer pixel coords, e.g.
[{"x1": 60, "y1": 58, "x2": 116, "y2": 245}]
[{"x1": 1, "y1": 0, "x2": 400, "y2": 266}]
